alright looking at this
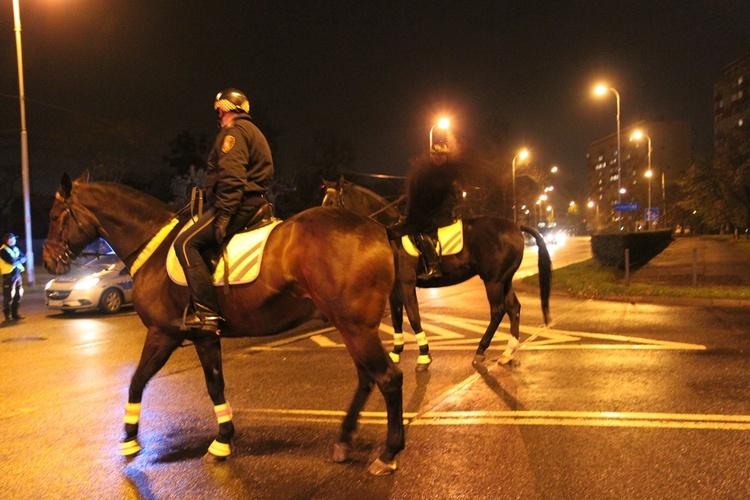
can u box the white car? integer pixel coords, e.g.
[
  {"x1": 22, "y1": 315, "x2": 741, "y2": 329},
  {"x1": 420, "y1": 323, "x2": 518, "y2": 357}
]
[{"x1": 45, "y1": 253, "x2": 134, "y2": 314}]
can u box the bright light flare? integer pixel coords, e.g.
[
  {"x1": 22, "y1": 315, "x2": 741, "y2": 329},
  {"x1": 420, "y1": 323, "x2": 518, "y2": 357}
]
[{"x1": 437, "y1": 117, "x2": 450, "y2": 129}]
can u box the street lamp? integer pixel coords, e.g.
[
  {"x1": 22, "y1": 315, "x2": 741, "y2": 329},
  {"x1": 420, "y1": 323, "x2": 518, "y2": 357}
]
[
  {"x1": 12, "y1": 0, "x2": 35, "y2": 285},
  {"x1": 511, "y1": 148, "x2": 529, "y2": 223},
  {"x1": 430, "y1": 117, "x2": 450, "y2": 153},
  {"x1": 594, "y1": 84, "x2": 621, "y2": 228},
  {"x1": 630, "y1": 130, "x2": 653, "y2": 229}
]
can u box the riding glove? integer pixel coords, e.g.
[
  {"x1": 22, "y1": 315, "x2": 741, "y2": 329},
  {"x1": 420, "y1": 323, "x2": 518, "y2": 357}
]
[{"x1": 215, "y1": 212, "x2": 231, "y2": 245}]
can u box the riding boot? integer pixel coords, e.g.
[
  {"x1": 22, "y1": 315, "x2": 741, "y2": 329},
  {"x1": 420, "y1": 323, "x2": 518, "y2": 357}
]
[
  {"x1": 181, "y1": 264, "x2": 223, "y2": 334},
  {"x1": 417, "y1": 233, "x2": 442, "y2": 280},
  {"x1": 11, "y1": 305, "x2": 24, "y2": 320}
]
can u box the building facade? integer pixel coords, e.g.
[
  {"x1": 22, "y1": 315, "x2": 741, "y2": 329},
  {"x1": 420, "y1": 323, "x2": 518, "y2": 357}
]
[
  {"x1": 586, "y1": 119, "x2": 693, "y2": 230},
  {"x1": 714, "y1": 51, "x2": 750, "y2": 144}
]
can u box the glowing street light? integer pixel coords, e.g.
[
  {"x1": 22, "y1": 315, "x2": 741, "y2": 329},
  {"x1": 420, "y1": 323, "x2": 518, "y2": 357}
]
[
  {"x1": 630, "y1": 130, "x2": 653, "y2": 229},
  {"x1": 12, "y1": 0, "x2": 35, "y2": 285},
  {"x1": 594, "y1": 84, "x2": 622, "y2": 228},
  {"x1": 511, "y1": 148, "x2": 529, "y2": 223},
  {"x1": 430, "y1": 117, "x2": 450, "y2": 153}
]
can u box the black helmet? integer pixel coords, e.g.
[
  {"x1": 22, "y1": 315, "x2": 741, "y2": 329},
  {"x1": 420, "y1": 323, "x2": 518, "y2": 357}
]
[
  {"x1": 2, "y1": 232, "x2": 17, "y2": 243},
  {"x1": 214, "y1": 88, "x2": 250, "y2": 114}
]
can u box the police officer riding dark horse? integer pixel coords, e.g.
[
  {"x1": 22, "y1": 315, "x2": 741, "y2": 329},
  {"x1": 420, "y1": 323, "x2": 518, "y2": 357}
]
[
  {"x1": 173, "y1": 88, "x2": 274, "y2": 334},
  {"x1": 389, "y1": 135, "x2": 462, "y2": 280}
]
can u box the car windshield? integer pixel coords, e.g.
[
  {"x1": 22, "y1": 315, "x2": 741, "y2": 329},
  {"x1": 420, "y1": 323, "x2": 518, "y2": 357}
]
[{"x1": 82, "y1": 253, "x2": 120, "y2": 272}]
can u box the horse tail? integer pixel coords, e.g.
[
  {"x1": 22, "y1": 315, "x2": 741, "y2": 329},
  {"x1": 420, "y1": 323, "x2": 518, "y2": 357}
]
[{"x1": 519, "y1": 225, "x2": 551, "y2": 325}]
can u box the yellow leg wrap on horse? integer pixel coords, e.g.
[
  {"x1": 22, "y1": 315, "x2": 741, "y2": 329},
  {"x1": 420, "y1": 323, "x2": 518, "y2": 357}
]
[
  {"x1": 417, "y1": 353, "x2": 432, "y2": 365},
  {"x1": 123, "y1": 402, "x2": 142, "y2": 425},
  {"x1": 415, "y1": 332, "x2": 428, "y2": 347},
  {"x1": 214, "y1": 403, "x2": 233, "y2": 424},
  {"x1": 389, "y1": 351, "x2": 401, "y2": 363},
  {"x1": 120, "y1": 439, "x2": 141, "y2": 456},
  {"x1": 393, "y1": 333, "x2": 404, "y2": 347},
  {"x1": 208, "y1": 439, "x2": 232, "y2": 457}
]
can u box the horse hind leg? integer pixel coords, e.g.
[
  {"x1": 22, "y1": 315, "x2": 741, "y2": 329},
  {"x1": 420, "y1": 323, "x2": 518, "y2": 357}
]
[
  {"x1": 401, "y1": 284, "x2": 432, "y2": 371},
  {"x1": 336, "y1": 330, "x2": 404, "y2": 475},
  {"x1": 121, "y1": 328, "x2": 182, "y2": 457},
  {"x1": 388, "y1": 288, "x2": 405, "y2": 364},
  {"x1": 472, "y1": 281, "x2": 508, "y2": 373},
  {"x1": 497, "y1": 290, "x2": 521, "y2": 365}
]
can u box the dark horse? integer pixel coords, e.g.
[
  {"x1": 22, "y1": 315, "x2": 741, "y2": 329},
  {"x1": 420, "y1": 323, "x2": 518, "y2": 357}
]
[
  {"x1": 322, "y1": 177, "x2": 551, "y2": 370},
  {"x1": 42, "y1": 172, "x2": 403, "y2": 475}
]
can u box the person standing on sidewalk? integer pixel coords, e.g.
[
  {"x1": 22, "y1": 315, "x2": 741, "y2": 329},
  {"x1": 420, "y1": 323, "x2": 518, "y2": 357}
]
[{"x1": 0, "y1": 233, "x2": 27, "y2": 323}]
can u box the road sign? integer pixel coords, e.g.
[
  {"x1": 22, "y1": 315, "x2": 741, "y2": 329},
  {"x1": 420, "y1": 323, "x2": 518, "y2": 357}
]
[
  {"x1": 645, "y1": 207, "x2": 659, "y2": 221},
  {"x1": 615, "y1": 202, "x2": 640, "y2": 212}
]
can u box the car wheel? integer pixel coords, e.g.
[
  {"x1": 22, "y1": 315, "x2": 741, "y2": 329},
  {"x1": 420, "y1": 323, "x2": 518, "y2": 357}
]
[{"x1": 99, "y1": 288, "x2": 124, "y2": 314}]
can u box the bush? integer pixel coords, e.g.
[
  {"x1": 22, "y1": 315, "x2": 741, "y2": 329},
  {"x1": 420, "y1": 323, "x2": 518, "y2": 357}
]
[{"x1": 591, "y1": 230, "x2": 673, "y2": 269}]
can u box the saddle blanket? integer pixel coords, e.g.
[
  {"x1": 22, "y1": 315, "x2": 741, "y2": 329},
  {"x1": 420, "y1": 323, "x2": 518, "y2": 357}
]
[
  {"x1": 402, "y1": 219, "x2": 464, "y2": 257},
  {"x1": 167, "y1": 219, "x2": 281, "y2": 286}
]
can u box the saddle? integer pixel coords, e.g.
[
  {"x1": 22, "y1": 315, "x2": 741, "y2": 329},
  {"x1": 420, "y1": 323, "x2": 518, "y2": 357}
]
[
  {"x1": 167, "y1": 203, "x2": 280, "y2": 286},
  {"x1": 401, "y1": 219, "x2": 464, "y2": 258}
]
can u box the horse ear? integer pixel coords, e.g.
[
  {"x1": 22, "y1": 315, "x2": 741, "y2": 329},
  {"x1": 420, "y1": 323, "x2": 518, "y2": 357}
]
[
  {"x1": 338, "y1": 174, "x2": 345, "y2": 186},
  {"x1": 60, "y1": 173, "x2": 73, "y2": 198},
  {"x1": 76, "y1": 170, "x2": 91, "y2": 184}
]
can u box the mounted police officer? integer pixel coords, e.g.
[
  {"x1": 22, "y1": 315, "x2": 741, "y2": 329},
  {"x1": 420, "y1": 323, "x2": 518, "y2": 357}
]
[
  {"x1": 173, "y1": 88, "x2": 274, "y2": 334},
  {"x1": 0, "y1": 233, "x2": 27, "y2": 323}
]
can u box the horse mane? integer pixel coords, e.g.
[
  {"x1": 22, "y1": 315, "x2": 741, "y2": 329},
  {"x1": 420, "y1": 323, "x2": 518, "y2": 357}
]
[
  {"x1": 342, "y1": 180, "x2": 402, "y2": 226},
  {"x1": 77, "y1": 180, "x2": 176, "y2": 223}
]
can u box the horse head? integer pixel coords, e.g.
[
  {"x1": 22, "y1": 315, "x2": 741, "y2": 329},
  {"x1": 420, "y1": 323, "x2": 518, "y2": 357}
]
[
  {"x1": 43, "y1": 171, "x2": 104, "y2": 274},
  {"x1": 321, "y1": 175, "x2": 345, "y2": 208},
  {"x1": 321, "y1": 176, "x2": 403, "y2": 226}
]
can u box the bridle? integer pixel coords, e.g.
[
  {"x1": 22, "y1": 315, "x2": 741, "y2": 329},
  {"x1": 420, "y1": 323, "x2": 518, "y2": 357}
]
[
  {"x1": 43, "y1": 192, "x2": 104, "y2": 268},
  {"x1": 324, "y1": 183, "x2": 404, "y2": 221}
]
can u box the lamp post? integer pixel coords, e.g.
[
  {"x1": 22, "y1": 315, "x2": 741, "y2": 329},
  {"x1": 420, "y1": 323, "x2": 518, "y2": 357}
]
[
  {"x1": 594, "y1": 84, "x2": 621, "y2": 229},
  {"x1": 630, "y1": 130, "x2": 653, "y2": 230},
  {"x1": 511, "y1": 148, "x2": 529, "y2": 223},
  {"x1": 12, "y1": 0, "x2": 35, "y2": 285},
  {"x1": 430, "y1": 117, "x2": 450, "y2": 152}
]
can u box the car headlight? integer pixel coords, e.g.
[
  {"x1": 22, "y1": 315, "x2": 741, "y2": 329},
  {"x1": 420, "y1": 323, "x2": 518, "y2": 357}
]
[
  {"x1": 73, "y1": 277, "x2": 100, "y2": 290},
  {"x1": 45, "y1": 280, "x2": 54, "y2": 290}
]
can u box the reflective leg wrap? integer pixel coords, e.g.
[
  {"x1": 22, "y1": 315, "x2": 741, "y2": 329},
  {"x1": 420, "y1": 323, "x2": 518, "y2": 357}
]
[
  {"x1": 123, "y1": 402, "x2": 141, "y2": 425},
  {"x1": 215, "y1": 403, "x2": 233, "y2": 424},
  {"x1": 120, "y1": 402, "x2": 142, "y2": 456},
  {"x1": 208, "y1": 439, "x2": 232, "y2": 457},
  {"x1": 416, "y1": 332, "x2": 432, "y2": 367},
  {"x1": 389, "y1": 333, "x2": 405, "y2": 363}
]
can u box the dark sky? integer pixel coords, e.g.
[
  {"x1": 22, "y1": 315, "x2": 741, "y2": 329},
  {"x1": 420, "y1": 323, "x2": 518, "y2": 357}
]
[{"x1": 2, "y1": 0, "x2": 750, "y2": 198}]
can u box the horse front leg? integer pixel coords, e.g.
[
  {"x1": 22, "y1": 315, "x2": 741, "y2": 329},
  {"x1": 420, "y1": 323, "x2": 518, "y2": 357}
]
[
  {"x1": 401, "y1": 282, "x2": 431, "y2": 371},
  {"x1": 193, "y1": 335, "x2": 235, "y2": 461},
  {"x1": 121, "y1": 327, "x2": 182, "y2": 457},
  {"x1": 472, "y1": 281, "x2": 509, "y2": 373}
]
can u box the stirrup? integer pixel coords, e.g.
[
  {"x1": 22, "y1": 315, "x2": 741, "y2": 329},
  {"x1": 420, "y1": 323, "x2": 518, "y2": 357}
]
[{"x1": 173, "y1": 304, "x2": 222, "y2": 335}]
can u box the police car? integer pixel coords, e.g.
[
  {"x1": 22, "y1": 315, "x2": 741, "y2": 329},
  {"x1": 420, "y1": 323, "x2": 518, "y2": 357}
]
[{"x1": 44, "y1": 246, "x2": 134, "y2": 315}]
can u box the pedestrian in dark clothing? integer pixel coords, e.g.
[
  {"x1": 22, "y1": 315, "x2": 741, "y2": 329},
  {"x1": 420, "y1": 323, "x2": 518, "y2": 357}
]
[
  {"x1": 0, "y1": 233, "x2": 27, "y2": 323},
  {"x1": 173, "y1": 88, "x2": 274, "y2": 335}
]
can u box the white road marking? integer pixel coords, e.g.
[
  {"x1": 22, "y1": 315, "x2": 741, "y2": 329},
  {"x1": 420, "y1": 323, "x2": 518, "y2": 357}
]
[{"x1": 237, "y1": 408, "x2": 750, "y2": 431}]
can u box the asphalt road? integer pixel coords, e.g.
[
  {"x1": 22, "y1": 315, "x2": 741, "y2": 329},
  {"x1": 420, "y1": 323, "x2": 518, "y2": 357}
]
[{"x1": 2, "y1": 237, "x2": 749, "y2": 499}]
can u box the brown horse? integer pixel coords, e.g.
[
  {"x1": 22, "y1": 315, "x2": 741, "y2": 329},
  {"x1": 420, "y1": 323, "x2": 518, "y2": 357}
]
[
  {"x1": 42, "y1": 172, "x2": 404, "y2": 475},
  {"x1": 322, "y1": 177, "x2": 551, "y2": 370}
]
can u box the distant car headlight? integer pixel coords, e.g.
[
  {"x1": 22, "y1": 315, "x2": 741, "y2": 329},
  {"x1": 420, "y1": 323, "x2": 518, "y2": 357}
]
[{"x1": 73, "y1": 277, "x2": 101, "y2": 290}]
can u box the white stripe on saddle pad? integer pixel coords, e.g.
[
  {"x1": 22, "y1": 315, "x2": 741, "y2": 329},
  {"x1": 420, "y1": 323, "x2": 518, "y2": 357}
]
[
  {"x1": 167, "y1": 219, "x2": 281, "y2": 286},
  {"x1": 401, "y1": 219, "x2": 464, "y2": 257}
]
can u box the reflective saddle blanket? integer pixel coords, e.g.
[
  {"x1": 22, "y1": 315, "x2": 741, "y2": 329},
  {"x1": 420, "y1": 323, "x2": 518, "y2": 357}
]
[
  {"x1": 166, "y1": 218, "x2": 281, "y2": 286},
  {"x1": 401, "y1": 219, "x2": 464, "y2": 257}
]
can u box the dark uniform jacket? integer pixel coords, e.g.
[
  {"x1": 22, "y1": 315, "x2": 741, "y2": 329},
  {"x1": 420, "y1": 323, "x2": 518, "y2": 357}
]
[{"x1": 205, "y1": 112, "x2": 274, "y2": 216}]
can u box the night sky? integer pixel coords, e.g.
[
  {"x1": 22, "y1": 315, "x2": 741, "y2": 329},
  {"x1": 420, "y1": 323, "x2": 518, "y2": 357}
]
[{"x1": 1, "y1": 0, "x2": 750, "y2": 199}]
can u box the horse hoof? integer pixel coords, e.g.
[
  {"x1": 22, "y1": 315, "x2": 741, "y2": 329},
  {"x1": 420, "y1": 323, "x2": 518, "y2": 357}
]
[
  {"x1": 205, "y1": 439, "x2": 231, "y2": 462},
  {"x1": 333, "y1": 442, "x2": 352, "y2": 462},
  {"x1": 368, "y1": 457, "x2": 397, "y2": 476},
  {"x1": 203, "y1": 452, "x2": 228, "y2": 463},
  {"x1": 471, "y1": 355, "x2": 488, "y2": 374},
  {"x1": 497, "y1": 354, "x2": 514, "y2": 365},
  {"x1": 388, "y1": 351, "x2": 401, "y2": 363},
  {"x1": 415, "y1": 353, "x2": 431, "y2": 371},
  {"x1": 119, "y1": 438, "x2": 141, "y2": 457}
]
